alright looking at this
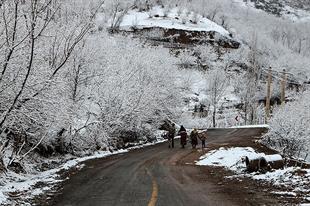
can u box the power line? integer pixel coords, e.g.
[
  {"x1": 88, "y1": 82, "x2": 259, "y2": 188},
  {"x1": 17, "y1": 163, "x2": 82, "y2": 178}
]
[{"x1": 261, "y1": 68, "x2": 307, "y2": 85}]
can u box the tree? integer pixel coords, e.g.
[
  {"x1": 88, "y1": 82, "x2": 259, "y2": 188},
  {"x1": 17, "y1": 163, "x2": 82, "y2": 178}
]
[
  {"x1": 207, "y1": 69, "x2": 227, "y2": 127},
  {"x1": 233, "y1": 33, "x2": 264, "y2": 125},
  {"x1": 0, "y1": 0, "x2": 104, "y2": 169},
  {"x1": 263, "y1": 91, "x2": 310, "y2": 159}
]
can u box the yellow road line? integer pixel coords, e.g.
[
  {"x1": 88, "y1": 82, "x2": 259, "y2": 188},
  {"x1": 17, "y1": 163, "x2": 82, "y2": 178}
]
[{"x1": 147, "y1": 170, "x2": 159, "y2": 206}]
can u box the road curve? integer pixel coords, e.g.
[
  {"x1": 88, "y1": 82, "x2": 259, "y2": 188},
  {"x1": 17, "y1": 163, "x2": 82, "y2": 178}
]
[{"x1": 46, "y1": 128, "x2": 278, "y2": 206}]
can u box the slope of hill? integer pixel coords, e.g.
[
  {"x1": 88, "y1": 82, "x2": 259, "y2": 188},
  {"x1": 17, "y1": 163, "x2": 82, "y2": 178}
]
[
  {"x1": 1, "y1": 0, "x2": 310, "y2": 204},
  {"x1": 237, "y1": 0, "x2": 310, "y2": 21}
]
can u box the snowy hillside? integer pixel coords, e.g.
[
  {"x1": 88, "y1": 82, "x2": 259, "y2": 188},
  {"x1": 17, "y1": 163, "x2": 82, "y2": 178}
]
[
  {"x1": 1, "y1": 0, "x2": 310, "y2": 205},
  {"x1": 118, "y1": 6, "x2": 230, "y2": 35},
  {"x1": 235, "y1": 0, "x2": 310, "y2": 22}
]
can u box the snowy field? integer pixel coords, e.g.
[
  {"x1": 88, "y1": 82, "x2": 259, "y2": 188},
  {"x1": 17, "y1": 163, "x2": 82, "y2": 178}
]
[{"x1": 197, "y1": 147, "x2": 310, "y2": 202}]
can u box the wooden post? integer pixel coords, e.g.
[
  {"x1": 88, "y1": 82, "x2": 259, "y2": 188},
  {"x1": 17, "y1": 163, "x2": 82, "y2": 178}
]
[
  {"x1": 281, "y1": 69, "x2": 287, "y2": 106},
  {"x1": 265, "y1": 67, "x2": 272, "y2": 123}
]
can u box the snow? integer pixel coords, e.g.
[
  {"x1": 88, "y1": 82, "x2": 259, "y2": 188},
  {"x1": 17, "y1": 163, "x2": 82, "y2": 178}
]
[
  {"x1": 197, "y1": 147, "x2": 310, "y2": 199},
  {"x1": 281, "y1": 5, "x2": 310, "y2": 22},
  {"x1": 196, "y1": 147, "x2": 263, "y2": 171},
  {"x1": 0, "y1": 150, "x2": 119, "y2": 205},
  {"x1": 221, "y1": 86, "x2": 240, "y2": 104},
  {"x1": 0, "y1": 192, "x2": 5, "y2": 204},
  {"x1": 264, "y1": 154, "x2": 282, "y2": 162},
  {"x1": 118, "y1": 6, "x2": 230, "y2": 36},
  {"x1": 271, "y1": 191, "x2": 297, "y2": 196},
  {"x1": 233, "y1": 0, "x2": 310, "y2": 22},
  {"x1": 252, "y1": 167, "x2": 310, "y2": 185},
  {"x1": 230, "y1": 124, "x2": 270, "y2": 129}
]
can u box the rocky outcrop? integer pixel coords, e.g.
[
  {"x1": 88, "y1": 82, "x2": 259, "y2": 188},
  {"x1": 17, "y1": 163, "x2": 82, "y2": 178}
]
[
  {"x1": 246, "y1": 0, "x2": 310, "y2": 16},
  {"x1": 123, "y1": 27, "x2": 240, "y2": 49},
  {"x1": 247, "y1": 0, "x2": 284, "y2": 16}
]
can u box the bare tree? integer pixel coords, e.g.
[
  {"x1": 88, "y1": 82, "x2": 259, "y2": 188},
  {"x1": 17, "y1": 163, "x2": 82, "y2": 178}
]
[
  {"x1": 207, "y1": 5, "x2": 220, "y2": 21},
  {"x1": 234, "y1": 33, "x2": 263, "y2": 125},
  {"x1": 0, "y1": 0, "x2": 105, "y2": 168},
  {"x1": 207, "y1": 69, "x2": 228, "y2": 128},
  {"x1": 109, "y1": 2, "x2": 131, "y2": 31}
]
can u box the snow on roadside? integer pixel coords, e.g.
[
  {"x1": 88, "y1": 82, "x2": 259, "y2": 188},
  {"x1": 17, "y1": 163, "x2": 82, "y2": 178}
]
[
  {"x1": 0, "y1": 134, "x2": 167, "y2": 205},
  {"x1": 233, "y1": 0, "x2": 310, "y2": 22},
  {"x1": 0, "y1": 150, "x2": 124, "y2": 205},
  {"x1": 271, "y1": 191, "x2": 297, "y2": 197},
  {"x1": 197, "y1": 147, "x2": 310, "y2": 200},
  {"x1": 196, "y1": 147, "x2": 263, "y2": 171},
  {"x1": 230, "y1": 124, "x2": 269, "y2": 129},
  {"x1": 253, "y1": 167, "x2": 310, "y2": 188}
]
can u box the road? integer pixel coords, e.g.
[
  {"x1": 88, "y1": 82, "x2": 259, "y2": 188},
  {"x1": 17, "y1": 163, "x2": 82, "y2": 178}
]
[{"x1": 47, "y1": 128, "x2": 281, "y2": 206}]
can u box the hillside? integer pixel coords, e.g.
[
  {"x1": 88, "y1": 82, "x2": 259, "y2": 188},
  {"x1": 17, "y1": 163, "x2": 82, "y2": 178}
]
[
  {"x1": 240, "y1": 0, "x2": 310, "y2": 21},
  {"x1": 0, "y1": 0, "x2": 310, "y2": 205}
]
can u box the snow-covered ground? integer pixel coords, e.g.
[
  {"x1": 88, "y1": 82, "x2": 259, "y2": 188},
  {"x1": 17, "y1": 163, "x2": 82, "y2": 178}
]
[
  {"x1": 0, "y1": 150, "x2": 125, "y2": 205},
  {"x1": 282, "y1": 5, "x2": 310, "y2": 22},
  {"x1": 197, "y1": 147, "x2": 310, "y2": 201},
  {"x1": 196, "y1": 147, "x2": 263, "y2": 171},
  {"x1": 230, "y1": 124, "x2": 270, "y2": 129},
  {"x1": 233, "y1": 0, "x2": 310, "y2": 22},
  {"x1": 116, "y1": 6, "x2": 230, "y2": 36}
]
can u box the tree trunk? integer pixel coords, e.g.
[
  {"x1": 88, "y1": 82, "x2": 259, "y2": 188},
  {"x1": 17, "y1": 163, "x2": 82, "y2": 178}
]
[
  {"x1": 250, "y1": 106, "x2": 254, "y2": 124},
  {"x1": 212, "y1": 107, "x2": 216, "y2": 128},
  {"x1": 0, "y1": 155, "x2": 6, "y2": 174},
  {"x1": 244, "y1": 102, "x2": 248, "y2": 125}
]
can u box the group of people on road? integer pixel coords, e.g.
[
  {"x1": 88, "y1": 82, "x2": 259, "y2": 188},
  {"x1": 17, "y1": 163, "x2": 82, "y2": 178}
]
[{"x1": 167, "y1": 123, "x2": 207, "y2": 149}]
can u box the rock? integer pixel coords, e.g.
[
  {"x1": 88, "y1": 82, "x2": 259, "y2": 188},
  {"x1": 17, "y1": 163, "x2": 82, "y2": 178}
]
[{"x1": 8, "y1": 161, "x2": 26, "y2": 174}]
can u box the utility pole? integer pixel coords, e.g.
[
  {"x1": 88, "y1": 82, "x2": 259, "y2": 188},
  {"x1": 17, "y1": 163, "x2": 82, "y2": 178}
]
[
  {"x1": 265, "y1": 67, "x2": 272, "y2": 123},
  {"x1": 281, "y1": 69, "x2": 287, "y2": 106}
]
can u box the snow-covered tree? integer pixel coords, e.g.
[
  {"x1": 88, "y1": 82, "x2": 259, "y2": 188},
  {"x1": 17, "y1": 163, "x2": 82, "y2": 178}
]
[
  {"x1": 206, "y1": 69, "x2": 228, "y2": 128},
  {"x1": 0, "y1": 0, "x2": 104, "y2": 168},
  {"x1": 263, "y1": 91, "x2": 310, "y2": 159}
]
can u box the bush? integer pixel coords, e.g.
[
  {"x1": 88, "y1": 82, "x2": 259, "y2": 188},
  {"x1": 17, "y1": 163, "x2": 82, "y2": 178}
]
[{"x1": 263, "y1": 91, "x2": 310, "y2": 159}]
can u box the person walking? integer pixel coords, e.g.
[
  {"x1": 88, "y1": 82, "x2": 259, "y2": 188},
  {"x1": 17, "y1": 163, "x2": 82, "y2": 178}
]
[
  {"x1": 190, "y1": 128, "x2": 199, "y2": 149},
  {"x1": 168, "y1": 123, "x2": 176, "y2": 148},
  {"x1": 199, "y1": 130, "x2": 207, "y2": 149},
  {"x1": 178, "y1": 125, "x2": 187, "y2": 148},
  {"x1": 199, "y1": 104, "x2": 204, "y2": 118}
]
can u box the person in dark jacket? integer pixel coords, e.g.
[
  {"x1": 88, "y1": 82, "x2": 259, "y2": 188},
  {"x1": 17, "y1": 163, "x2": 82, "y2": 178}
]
[
  {"x1": 190, "y1": 128, "x2": 199, "y2": 149},
  {"x1": 178, "y1": 125, "x2": 187, "y2": 148},
  {"x1": 199, "y1": 130, "x2": 207, "y2": 149},
  {"x1": 168, "y1": 123, "x2": 176, "y2": 148}
]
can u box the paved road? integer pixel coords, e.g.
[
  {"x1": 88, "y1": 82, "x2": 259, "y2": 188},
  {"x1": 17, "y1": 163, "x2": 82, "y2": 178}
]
[{"x1": 48, "y1": 128, "x2": 275, "y2": 206}]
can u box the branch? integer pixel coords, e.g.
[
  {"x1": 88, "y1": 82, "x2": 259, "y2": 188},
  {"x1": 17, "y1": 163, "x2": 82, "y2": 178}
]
[
  {"x1": 0, "y1": 1, "x2": 19, "y2": 83},
  {"x1": 0, "y1": 0, "x2": 37, "y2": 128},
  {"x1": 19, "y1": 133, "x2": 47, "y2": 160}
]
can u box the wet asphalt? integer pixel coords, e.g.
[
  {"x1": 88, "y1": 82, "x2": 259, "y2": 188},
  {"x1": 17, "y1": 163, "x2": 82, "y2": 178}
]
[{"x1": 47, "y1": 128, "x2": 267, "y2": 206}]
